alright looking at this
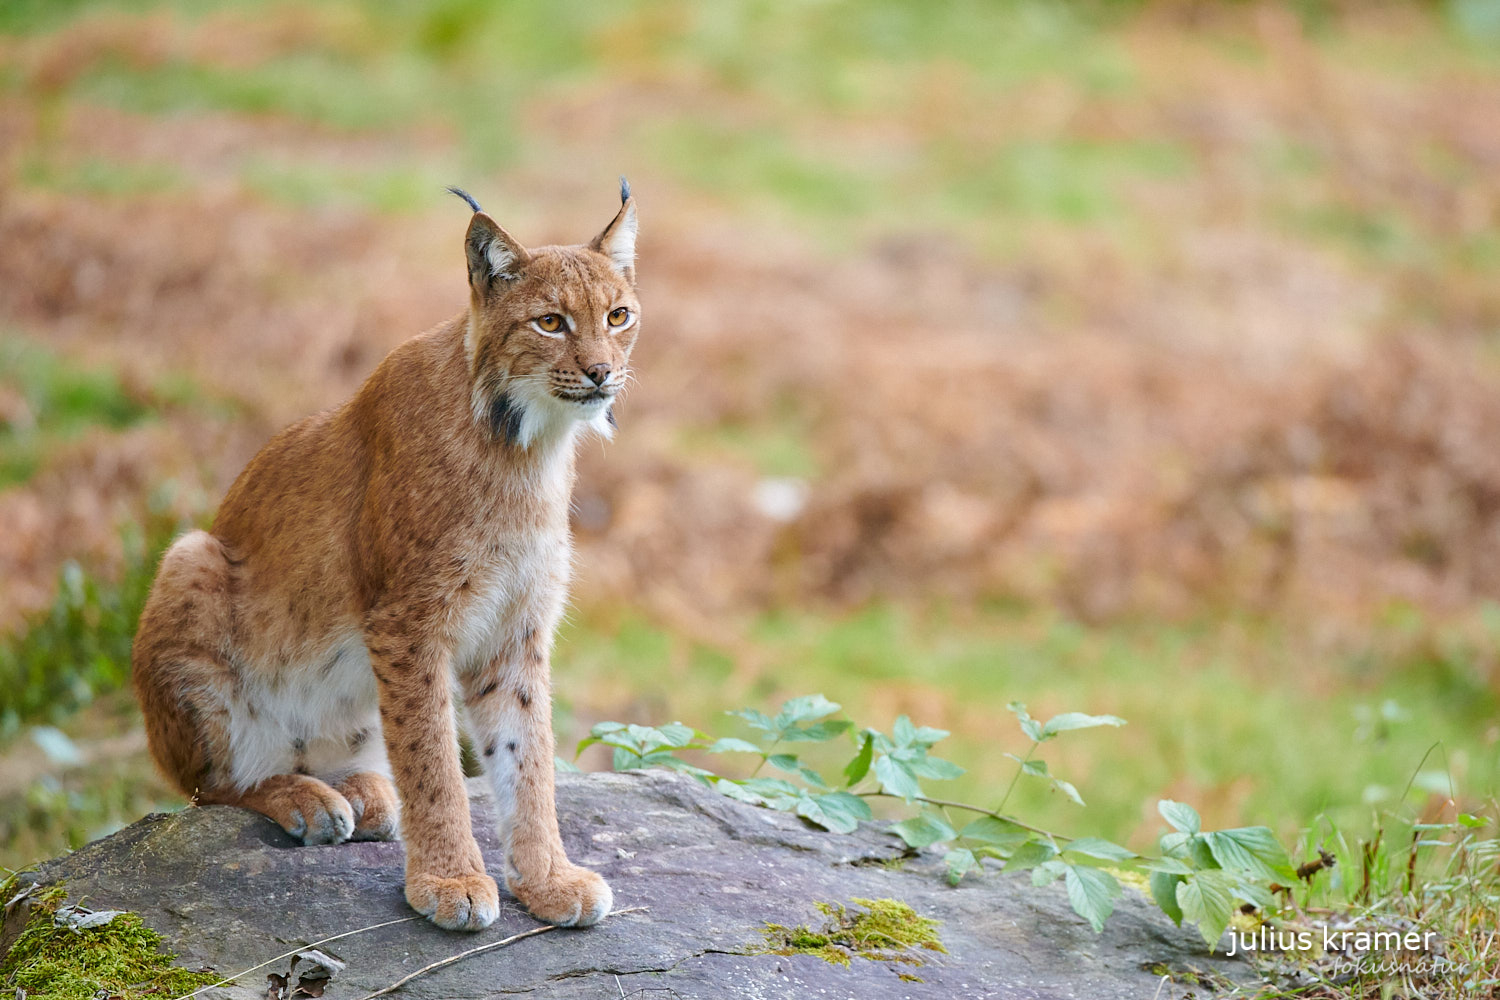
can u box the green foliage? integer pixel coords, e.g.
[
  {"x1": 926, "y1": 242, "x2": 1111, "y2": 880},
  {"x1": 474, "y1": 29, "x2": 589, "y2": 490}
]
[
  {"x1": 0, "y1": 879, "x2": 220, "y2": 1000},
  {"x1": 580, "y1": 693, "x2": 1301, "y2": 946},
  {"x1": 0, "y1": 518, "x2": 181, "y2": 737}
]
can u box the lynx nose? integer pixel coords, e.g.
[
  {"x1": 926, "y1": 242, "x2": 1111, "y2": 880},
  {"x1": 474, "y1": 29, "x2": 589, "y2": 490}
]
[{"x1": 584, "y1": 363, "x2": 611, "y2": 386}]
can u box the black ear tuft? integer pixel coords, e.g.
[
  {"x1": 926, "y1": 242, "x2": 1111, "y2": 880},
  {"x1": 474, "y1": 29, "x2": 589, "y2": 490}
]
[
  {"x1": 619, "y1": 176, "x2": 631, "y2": 204},
  {"x1": 447, "y1": 186, "x2": 483, "y2": 214}
]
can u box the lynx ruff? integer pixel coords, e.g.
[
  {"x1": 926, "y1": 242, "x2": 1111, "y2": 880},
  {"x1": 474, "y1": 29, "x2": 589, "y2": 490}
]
[{"x1": 131, "y1": 182, "x2": 641, "y2": 932}]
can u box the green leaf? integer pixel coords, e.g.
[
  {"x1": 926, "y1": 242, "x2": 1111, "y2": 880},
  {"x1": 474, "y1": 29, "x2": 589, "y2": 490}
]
[
  {"x1": 874, "y1": 755, "x2": 922, "y2": 802},
  {"x1": 1051, "y1": 778, "x2": 1085, "y2": 807},
  {"x1": 612, "y1": 746, "x2": 643, "y2": 770},
  {"x1": 1005, "y1": 837, "x2": 1059, "y2": 872},
  {"x1": 1065, "y1": 864, "x2": 1122, "y2": 933},
  {"x1": 1204, "y1": 827, "x2": 1295, "y2": 882},
  {"x1": 1031, "y1": 859, "x2": 1067, "y2": 887},
  {"x1": 656, "y1": 722, "x2": 699, "y2": 747},
  {"x1": 1063, "y1": 837, "x2": 1136, "y2": 863},
  {"x1": 740, "y1": 777, "x2": 802, "y2": 799},
  {"x1": 1159, "y1": 831, "x2": 1192, "y2": 858},
  {"x1": 767, "y1": 753, "x2": 801, "y2": 773},
  {"x1": 1458, "y1": 813, "x2": 1488, "y2": 829},
  {"x1": 959, "y1": 816, "x2": 1028, "y2": 849},
  {"x1": 554, "y1": 755, "x2": 580, "y2": 773},
  {"x1": 647, "y1": 753, "x2": 713, "y2": 777},
  {"x1": 707, "y1": 737, "x2": 762, "y2": 754},
  {"x1": 907, "y1": 754, "x2": 966, "y2": 781},
  {"x1": 589, "y1": 721, "x2": 628, "y2": 736},
  {"x1": 944, "y1": 848, "x2": 978, "y2": 886},
  {"x1": 730, "y1": 708, "x2": 776, "y2": 733},
  {"x1": 893, "y1": 715, "x2": 917, "y2": 747},
  {"x1": 1176, "y1": 870, "x2": 1236, "y2": 950},
  {"x1": 1040, "y1": 712, "x2": 1127, "y2": 739},
  {"x1": 1186, "y1": 835, "x2": 1218, "y2": 871},
  {"x1": 809, "y1": 790, "x2": 871, "y2": 831},
  {"x1": 1006, "y1": 753, "x2": 1049, "y2": 777},
  {"x1": 910, "y1": 725, "x2": 950, "y2": 747},
  {"x1": 1149, "y1": 871, "x2": 1184, "y2": 926},
  {"x1": 795, "y1": 790, "x2": 870, "y2": 833},
  {"x1": 1158, "y1": 799, "x2": 1201, "y2": 835},
  {"x1": 775, "y1": 694, "x2": 840, "y2": 726},
  {"x1": 843, "y1": 733, "x2": 874, "y2": 786},
  {"x1": 1008, "y1": 702, "x2": 1043, "y2": 742},
  {"x1": 781, "y1": 719, "x2": 853, "y2": 743},
  {"x1": 890, "y1": 812, "x2": 958, "y2": 849}
]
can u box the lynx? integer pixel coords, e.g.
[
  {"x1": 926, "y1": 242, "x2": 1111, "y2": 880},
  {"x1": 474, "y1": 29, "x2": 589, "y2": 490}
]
[{"x1": 131, "y1": 183, "x2": 641, "y2": 931}]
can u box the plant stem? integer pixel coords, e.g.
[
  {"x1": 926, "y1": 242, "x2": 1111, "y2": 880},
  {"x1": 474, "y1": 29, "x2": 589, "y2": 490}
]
[
  {"x1": 748, "y1": 737, "x2": 782, "y2": 778},
  {"x1": 856, "y1": 790, "x2": 1070, "y2": 842},
  {"x1": 995, "y1": 741, "x2": 1038, "y2": 816}
]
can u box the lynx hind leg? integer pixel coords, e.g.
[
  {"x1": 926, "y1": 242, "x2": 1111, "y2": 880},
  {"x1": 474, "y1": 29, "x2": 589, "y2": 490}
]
[
  {"x1": 336, "y1": 771, "x2": 401, "y2": 841},
  {"x1": 133, "y1": 530, "x2": 238, "y2": 800}
]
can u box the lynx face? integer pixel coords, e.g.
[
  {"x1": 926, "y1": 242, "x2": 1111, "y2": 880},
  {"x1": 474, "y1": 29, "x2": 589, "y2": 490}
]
[{"x1": 460, "y1": 185, "x2": 640, "y2": 448}]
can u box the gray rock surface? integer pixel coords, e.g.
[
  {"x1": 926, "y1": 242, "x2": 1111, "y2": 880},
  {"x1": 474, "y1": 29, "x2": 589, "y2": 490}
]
[{"x1": 9, "y1": 771, "x2": 1244, "y2": 999}]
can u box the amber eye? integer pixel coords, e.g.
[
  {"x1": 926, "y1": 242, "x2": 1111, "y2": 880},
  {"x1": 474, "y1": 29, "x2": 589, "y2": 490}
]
[
  {"x1": 608, "y1": 308, "x2": 630, "y2": 327},
  {"x1": 536, "y1": 314, "x2": 563, "y2": 333}
]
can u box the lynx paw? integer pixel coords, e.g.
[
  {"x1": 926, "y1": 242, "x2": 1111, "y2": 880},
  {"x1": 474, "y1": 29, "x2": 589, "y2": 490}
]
[
  {"x1": 406, "y1": 872, "x2": 500, "y2": 931},
  {"x1": 279, "y1": 783, "x2": 355, "y2": 845},
  {"x1": 508, "y1": 863, "x2": 613, "y2": 927},
  {"x1": 336, "y1": 772, "x2": 400, "y2": 842}
]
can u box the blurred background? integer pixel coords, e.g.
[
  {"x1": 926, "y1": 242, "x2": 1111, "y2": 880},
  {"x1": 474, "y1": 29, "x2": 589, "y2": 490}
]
[{"x1": 1, "y1": 0, "x2": 1499, "y2": 872}]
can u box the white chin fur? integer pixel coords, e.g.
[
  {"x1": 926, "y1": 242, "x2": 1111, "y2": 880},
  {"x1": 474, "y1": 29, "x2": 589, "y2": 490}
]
[{"x1": 505, "y1": 381, "x2": 614, "y2": 448}]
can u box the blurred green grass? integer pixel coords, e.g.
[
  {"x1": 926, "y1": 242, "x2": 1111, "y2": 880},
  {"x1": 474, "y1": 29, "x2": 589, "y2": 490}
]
[
  {"x1": 0, "y1": 338, "x2": 153, "y2": 488},
  {"x1": 4, "y1": 0, "x2": 1500, "y2": 871}
]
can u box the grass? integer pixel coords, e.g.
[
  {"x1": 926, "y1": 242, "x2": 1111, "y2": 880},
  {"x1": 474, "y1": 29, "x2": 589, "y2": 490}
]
[{"x1": 0, "y1": 338, "x2": 153, "y2": 488}]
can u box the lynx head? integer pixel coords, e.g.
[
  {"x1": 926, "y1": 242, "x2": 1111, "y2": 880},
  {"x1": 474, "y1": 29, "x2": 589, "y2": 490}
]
[{"x1": 450, "y1": 182, "x2": 640, "y2": 449}]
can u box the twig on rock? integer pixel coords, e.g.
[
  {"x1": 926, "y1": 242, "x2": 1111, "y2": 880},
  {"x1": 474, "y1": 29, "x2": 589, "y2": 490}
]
[
  {"x1": 356, "y1": 907, "x2": 650, "y2": 1000},
  {"x1": 170, "y1": 915, "x2": 422, "y2": 1000}
]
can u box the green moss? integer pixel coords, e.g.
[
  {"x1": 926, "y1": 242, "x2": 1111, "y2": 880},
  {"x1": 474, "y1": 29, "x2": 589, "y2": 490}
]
[
  {"x1": 0, "y1": 880, "x2": 219, "y2": 1000},
  {"x1": 757, "y1": 897, "x2": 945, "y2": 979}
]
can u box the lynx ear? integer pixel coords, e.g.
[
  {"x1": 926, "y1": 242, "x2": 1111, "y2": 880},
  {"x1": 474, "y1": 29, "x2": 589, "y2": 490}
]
[
  {"x1": 589, "y1": 177, "x2": 638, "y2": 284},
  {"x1": 449, "y1": 187, "x2": 529, "y2": 298}
]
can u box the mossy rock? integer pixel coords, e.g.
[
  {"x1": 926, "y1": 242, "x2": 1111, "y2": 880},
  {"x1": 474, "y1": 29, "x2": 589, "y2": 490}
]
[{"x1": 1, "y1": 876, "x2": 218, "y2": 1000}]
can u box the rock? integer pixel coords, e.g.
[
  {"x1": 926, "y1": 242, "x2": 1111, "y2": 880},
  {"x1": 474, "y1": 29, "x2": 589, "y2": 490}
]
[{"x1": 6, "y1": 771, "x2": 1245, "y2": 998}]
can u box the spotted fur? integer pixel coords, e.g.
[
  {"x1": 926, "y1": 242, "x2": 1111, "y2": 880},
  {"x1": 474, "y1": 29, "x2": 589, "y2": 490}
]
[{"x1": 131, "y1": 185, "x2": 641, "y2": 931}]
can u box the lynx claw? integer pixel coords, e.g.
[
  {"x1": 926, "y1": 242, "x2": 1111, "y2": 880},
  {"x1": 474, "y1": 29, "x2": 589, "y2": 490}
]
[{"x1": 406, "y1": 872, "x2": 500, "y2": 931}]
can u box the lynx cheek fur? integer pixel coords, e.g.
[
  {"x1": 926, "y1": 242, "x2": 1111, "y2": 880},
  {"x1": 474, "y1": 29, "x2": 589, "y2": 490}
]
[{"x1": 131, "y1": 183, "x2": 640, "y2": 932}]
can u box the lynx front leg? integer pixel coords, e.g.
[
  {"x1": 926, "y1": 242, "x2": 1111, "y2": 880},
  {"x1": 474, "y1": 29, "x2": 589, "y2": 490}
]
[
  {"x1": 464, "y1": 628, "x2": 612, "y2": 927},
  {"x1": 367, "y1": 620, "x2": 498, "y2": 931}
]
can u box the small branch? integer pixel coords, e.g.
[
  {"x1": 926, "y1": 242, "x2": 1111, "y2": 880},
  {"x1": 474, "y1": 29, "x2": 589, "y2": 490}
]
[
  {"x1": 356, "y1": 907, "x2": 650, "y2": 1000},
  {"x1": 172, "y1": 914, "x2": 423, "y2": 999},
  {"x1": 857, "y1": 791, "x2": 1069, "y2": 841}
]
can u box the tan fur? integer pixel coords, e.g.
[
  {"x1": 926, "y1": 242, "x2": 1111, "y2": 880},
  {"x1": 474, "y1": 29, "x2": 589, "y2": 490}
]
[{"x1": 131, "y1": 187, "x2": 641, "y2": 930}]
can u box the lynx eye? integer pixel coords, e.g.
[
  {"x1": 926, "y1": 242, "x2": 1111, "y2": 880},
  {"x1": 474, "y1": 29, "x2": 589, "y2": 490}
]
[
  {"x1": 607, "y1": 308, "x2": 630, "y2": 328},
  {"x1": 535, "y1": 314, "x2": 564, "y2": 333}
]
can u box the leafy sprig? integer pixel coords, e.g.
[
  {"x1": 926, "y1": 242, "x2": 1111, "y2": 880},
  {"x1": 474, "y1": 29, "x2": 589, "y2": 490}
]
[{"x1": 576, "y1": 694, "x2": 1296, "y2": 945}]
